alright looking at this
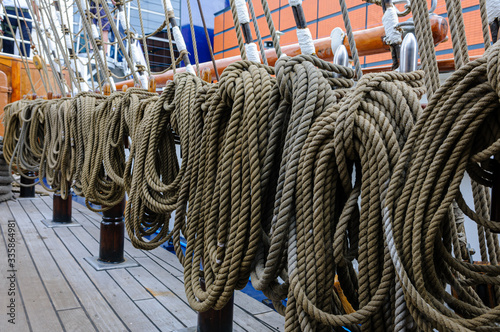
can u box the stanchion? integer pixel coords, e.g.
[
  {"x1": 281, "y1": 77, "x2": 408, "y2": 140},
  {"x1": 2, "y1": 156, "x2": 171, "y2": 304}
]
[
  {"x1": 19, "y1": 171, "x2": 36, "y2": 198},
  {"x1": 41, "y1": 185, "x2": 79, "y2": 227},
  {"x1": 197, "y1": 276, "x2": 234, "y2": 332},
  {"x1": 85, "y1": 197, "x2": 138, "y2": 270}
]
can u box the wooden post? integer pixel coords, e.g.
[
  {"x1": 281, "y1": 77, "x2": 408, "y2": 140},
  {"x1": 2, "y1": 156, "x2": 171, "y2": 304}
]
[
  {"x1": 99, "y1": 197, "x2": 126, "y2": 263},
  {"x1": 148, "y1": 77, "x2": 156, "y2": 93},
  {"x1": 98, "y1": 81, "x2": 124, "y2": 263},
  {"x1": 197, "y1": 276, "x2": 234, "y2": 332},
  {"x1": 52, "y1": 193, "x2": 73, "y2": 223},
  {"x1": 20, "y1": 172, "x2": 35, "y2": 197},
  {"x1": 85, "y1": 82, "x2": 137, "y2": 270}
]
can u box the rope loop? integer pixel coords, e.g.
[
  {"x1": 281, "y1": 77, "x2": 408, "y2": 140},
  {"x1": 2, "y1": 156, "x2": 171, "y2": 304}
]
[{"x1": 486, "y1": 41, "x2": 500, "y2": 100}]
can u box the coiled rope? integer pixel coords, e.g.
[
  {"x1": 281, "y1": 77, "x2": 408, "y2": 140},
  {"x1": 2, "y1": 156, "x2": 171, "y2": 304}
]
[{"x1": 4, "y1": 4, "x2": 500, "y2": 332}]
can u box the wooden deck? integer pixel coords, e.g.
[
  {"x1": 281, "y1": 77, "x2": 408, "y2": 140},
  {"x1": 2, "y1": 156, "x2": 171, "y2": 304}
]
[{"x1": 0, "y1": 194, "x2": 284, "y2": 332}]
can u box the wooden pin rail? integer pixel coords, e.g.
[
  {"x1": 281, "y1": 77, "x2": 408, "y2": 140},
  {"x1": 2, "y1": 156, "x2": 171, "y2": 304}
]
[{"x1": 115, "y1": 15, "x2": 448, "y2": 88}]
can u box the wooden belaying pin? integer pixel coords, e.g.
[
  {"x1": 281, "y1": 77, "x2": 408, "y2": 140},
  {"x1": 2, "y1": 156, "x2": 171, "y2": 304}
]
[
  {"x1": 148, "y1": 76, "x2": 156, "y2": 93},
  {"x1": 122, "y1": 84, "x2": 128, "y2": 92},
  {"x1": 103, "y1": 83, "x2": 111, "y2": 96},
  {"x1": 201, "y1": 68, "x2": 212, "y2": 83}
]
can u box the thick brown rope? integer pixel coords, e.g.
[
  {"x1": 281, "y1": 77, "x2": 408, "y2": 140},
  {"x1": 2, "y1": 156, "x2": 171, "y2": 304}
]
[{"x1": 5, "y1": 41, "x2": 500, "y2": 332}]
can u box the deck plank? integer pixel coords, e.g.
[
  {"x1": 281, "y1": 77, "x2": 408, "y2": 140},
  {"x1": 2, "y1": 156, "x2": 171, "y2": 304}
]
[
  {"x1": 107, "y1": 268, "x2": 153, "y2": 301},
  {"x1": 143, "y1": 248, "x2": 185, "y2": 278},
  {"x1": 233, "y1": 305, "x2": 274, "y2": 332},
  {"x1": 234, "y1": 291, "x2": 275, "y2": 315},
  {"x1": 5, "y1": 196, "x2": 286, "y2": 332},
  {"x1": 54, "y1": 227, "x2": 159, "y2": 332},
  {"x1": 0, "y1": 206, "x2": 30, "y2": 332},
  {"x1": 135, "y1": 298, "x2": 185, "y2": 331},
  {"x1": 14, "y1": 200, "x2": 81, "y2": 311},
  {"x1": 3, "y1": 200, "x2": 64, "y2": 332},
  {"x1": 27, "y1": 202, "x2": 129, "y2": 332},
  {"x1": 127, "y1": 265, "x2": 197, "y2": 327},
  {"x1": 58, "y1": 308, "x2": 97, "y2": 332},
  {"x1": 254, "y1": 311, "x2": 285, "y2": 331}
]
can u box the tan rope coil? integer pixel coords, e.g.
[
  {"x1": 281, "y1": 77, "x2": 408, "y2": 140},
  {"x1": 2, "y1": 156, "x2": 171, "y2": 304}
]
[
  {"x1": 383, "y1": 42, "x2": 500, "y2": 331},
  {"x1": 4, "y1": 21, "x2": 500, "y2": 332}
]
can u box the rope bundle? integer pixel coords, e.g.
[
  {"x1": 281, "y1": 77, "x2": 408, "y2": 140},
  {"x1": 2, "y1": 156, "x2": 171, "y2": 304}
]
[
  {"x1": 381, "y1": 42, "x2": 500, "y2": 332},
  {"x1": 286, "y1": 70, "x2": 425, "y2": 331},
  {"x1": 3, "y1": 46, "x2": 500, "y2": 331}
]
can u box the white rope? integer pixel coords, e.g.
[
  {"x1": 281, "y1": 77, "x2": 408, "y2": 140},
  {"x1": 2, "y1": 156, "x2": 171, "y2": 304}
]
[
  {"x1": 382, "y1": 6, "x2": 402, "y2": 45},
  {"x1": 297, "y1": 28, "x2": 315, "y2": 55}
]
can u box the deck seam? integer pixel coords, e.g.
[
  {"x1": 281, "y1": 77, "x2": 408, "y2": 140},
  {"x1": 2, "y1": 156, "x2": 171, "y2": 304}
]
[
  {"x1": 12, "y1": 200, "x2": 67, "y2": 331},
  {"x1": 52, "y1": 227, "x2": 133, "y2": 332},
  {"x1": 41, "y1": 198, "x2": 172, "y2": 331},
  {"x1": 132, "y1": 291, "x2": 188, "y2": 329},
  {"x1": 26, "y1": 199, "x2": 100, "y2": 332},
  {"x1": 0, "y1": 209, "x2": 33, "y2": 332}
]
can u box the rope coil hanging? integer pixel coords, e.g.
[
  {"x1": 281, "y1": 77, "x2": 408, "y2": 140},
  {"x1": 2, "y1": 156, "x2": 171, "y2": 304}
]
[{"x1": 4, "y1": 0, "x2": 500, "y2": 331}]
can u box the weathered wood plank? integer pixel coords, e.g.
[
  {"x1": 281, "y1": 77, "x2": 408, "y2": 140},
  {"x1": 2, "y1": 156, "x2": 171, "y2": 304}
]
[
  {"x1": 58, "y1": 308, "x2": 97, "y2": 332},
  {"x1": 233, "y1": 305, "x2": 274, "y2": 332},
  {"x1": 54, "y1": 227, "x2": 159, "y2": 332},
  {"x1": 28, "y1": 203, "x2": 128, "y2": 332},
  {"x1": 135, "y1": 298, "x2": 185, "y2": 331},
  {"x1": 127, "y1": 265, "x2": 197, "y2": 327},
  {"x1": 14, "y1": 200, "x2": 81, "y2": 311},
  {"x1": 254, "y1": 310, "x2": 285, "y2": 332},
  {"x1": 134, "y1": 257, "x2": 188, "y2": 301},
  {"x1": 0, "y1": 204, "x2": 30, "y2": 332},
  {"x1": 234, "y1": 291, "x2": 275, "y2": 315},
  {"x1": 107, "y1": 268, "x2": 152, "y2": 301},
  {"x1": 2, "y1": 201, "x2": 64, "y2": 332},
  {"x1": 143, "y1": 248, "x2": 184, "y2": 278}
]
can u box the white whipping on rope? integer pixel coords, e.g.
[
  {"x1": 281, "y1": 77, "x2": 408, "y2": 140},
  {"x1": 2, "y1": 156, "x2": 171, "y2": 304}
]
[
  {"x1": 235, "y1": 0, "x2": 261, "y2": 63},
  {"x1": 487, "y1": 0, "x2": 500, "y2": 24},
  {"x1": 296, "y1": 28, "x2": 315, "y2": 55},
  {"x1": 382, "y1": 6, "x2": 402, "y2": 45},
  {"x1": 172, "y1": 26, "x2": 196, "y2": 75},
  {"x1": 245, "y1": 43, "x2": 261, "y2": 63},
  {"x1": 234, "y1": 0, "x2": 250, "y2": 24}
]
